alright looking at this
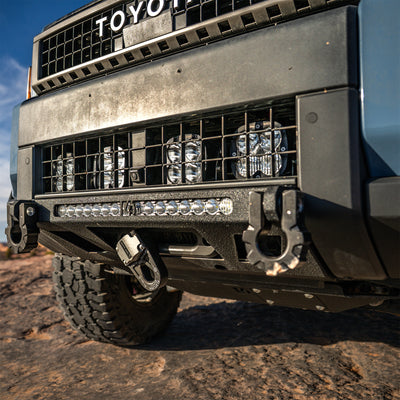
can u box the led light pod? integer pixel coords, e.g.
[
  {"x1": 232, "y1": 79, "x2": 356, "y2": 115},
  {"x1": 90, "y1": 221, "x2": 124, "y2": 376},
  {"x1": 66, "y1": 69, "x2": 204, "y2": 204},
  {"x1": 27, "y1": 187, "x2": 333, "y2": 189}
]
[
  {"x1": 219, "y1": 198, "x2": 233, "y2": 215},
  {"x1": 233, "y1": 121, "x2": 287, "y2": 179},
  {"x1": 166, "y1": 134, "x2": 202, "y2": 184}
]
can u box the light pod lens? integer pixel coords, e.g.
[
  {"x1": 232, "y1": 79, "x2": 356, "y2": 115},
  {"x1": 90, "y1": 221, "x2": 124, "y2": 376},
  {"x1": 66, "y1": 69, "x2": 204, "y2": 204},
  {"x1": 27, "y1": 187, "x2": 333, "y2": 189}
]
[
  {"x1": 103, "y1": 147, "x2": 113, "y2": 189},
  {"x1": 167, "y1": 142, "x2": 181, "y2": 163},
  {"x1": 219, "y1": 198, "x2": 233, "y2": 215},
  {"x1": 101, "y1": 204, "x2": 110, "y2": 217},
  {"x1": 179, "y1": 200, "x2": 191, "y2": 215},
  {"x1": 110, "y1": 203, "x2": 120, "y2": 216},
  {"x1": 143, "y1": 202, "x2": 154, "y2": 215},
  {"x1": 58, "y1": 205, "x2": 67, "y2": 217},
  {"x1": 55, "y1": 156, "x2": 63, "y2": 192},
  {"x1": 117, "y1": 148, "x2": 125, "y2": 188},
  {"x1": 191, "y1": 199, "x2": 205, "y2": 215},
  {"x1": 205, "y1": 199, "x2": 219, "y2": 215},
  {"x1": 66, "y1": 205, "x2": 75, "y2": 217},
  {"x1": 74, "y1": 205, "x2": 84, "y2": 217},
  {"x1": 65, "y1": 154, "x2": 74, "y2": 191},
  {"x1": 167, "y1": 164, "x2": 182, "y2": 184},
  {"x1": 83, "y1": 205, "x2": 92, "y2": 217},
  {"x1": 166, "y1": 201, "x2": 178, "y2": 215},
  {"x1": 155, "y1": 201, "x2": 166, "y2": 215},
  {"x1": 185, "y1": 140, "x2": 201, "y2": 162},
  {"x1": 92, "y1": 204, "x2": 101, "y2": 217},
  {"x1": 185, "y1": 163, "x2": 201, "y2": 183}
]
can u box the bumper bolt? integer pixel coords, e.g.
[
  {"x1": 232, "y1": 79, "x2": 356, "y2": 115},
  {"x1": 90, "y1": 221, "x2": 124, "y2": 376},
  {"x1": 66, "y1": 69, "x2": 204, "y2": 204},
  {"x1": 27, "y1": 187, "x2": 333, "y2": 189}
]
[{"x1": 26, "y1": 207, "x2": 35, "y2": 217}]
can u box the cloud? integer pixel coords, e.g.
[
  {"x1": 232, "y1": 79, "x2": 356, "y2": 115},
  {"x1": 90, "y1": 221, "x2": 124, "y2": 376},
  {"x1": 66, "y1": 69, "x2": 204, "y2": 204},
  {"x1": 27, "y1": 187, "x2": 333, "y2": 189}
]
[
  {"x1": 0, "y1": 57, "x2": 27, "y2": 242},
  {"x1": 0, "y1": 57, "x2": 26, "y2": 125}
]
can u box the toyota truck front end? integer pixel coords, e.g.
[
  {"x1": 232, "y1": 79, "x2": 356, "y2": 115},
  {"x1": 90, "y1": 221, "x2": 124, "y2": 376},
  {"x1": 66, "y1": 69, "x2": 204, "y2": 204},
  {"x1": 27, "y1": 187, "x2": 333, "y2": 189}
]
[{"x1": 6, "y1": 0, "x2": 399, "y2": 345}]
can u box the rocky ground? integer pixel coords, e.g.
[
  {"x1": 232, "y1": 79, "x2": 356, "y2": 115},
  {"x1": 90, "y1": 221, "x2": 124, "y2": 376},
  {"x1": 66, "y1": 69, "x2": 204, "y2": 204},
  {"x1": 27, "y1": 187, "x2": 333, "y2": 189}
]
[{"x1": 0, "y1": 247, "x2": 399, "y2": 400}]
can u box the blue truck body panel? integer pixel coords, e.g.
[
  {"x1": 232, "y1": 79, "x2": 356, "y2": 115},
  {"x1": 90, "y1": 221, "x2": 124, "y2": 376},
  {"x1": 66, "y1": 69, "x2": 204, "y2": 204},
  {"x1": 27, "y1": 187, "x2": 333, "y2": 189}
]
[{"x1": 359, "y1": 0, "x2": 400, "y2": 177}]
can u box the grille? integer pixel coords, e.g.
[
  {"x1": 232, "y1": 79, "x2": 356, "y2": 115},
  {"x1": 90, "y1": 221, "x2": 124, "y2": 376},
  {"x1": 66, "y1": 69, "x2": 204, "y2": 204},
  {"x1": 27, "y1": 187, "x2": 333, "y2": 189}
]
[
  {"x1": 40, "y1": 3, "x2": 125, "y2": 79},
  {"x1": 41, "y1": 100, "x2": 297, "y2": 194},
  {"x1": 38, "y1": 0, "x2": 352, "y2": 82},
  {"x1": 172, "y1": 0, "x2": 279, "y2": 30}
]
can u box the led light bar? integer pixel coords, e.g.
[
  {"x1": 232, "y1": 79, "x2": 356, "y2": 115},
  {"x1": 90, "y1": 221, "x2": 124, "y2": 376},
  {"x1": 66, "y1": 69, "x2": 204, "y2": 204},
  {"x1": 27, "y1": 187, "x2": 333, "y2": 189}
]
[
  {"x1": 134, "y1": 198, "x2": 233, "y2": 216},
  {"x1": 56, "y1": 198, "x2": 233, "y2": 218},
  {"x1": 58, "y1": 203, "x2": 121, "y2": 218}
]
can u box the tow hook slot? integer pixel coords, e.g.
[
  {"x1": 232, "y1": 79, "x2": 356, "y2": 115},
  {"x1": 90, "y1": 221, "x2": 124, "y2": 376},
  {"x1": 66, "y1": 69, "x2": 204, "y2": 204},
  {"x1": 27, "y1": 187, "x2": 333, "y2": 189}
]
[
  {"x1": 242, "y1": 190, "x2": 309, "y2": 276},
  {"x1": 5, "y1": 200, "x2": 39, "y2": 254},
  {"x1": 116, "y1": 232, "x2": 168, "y2": 292}
]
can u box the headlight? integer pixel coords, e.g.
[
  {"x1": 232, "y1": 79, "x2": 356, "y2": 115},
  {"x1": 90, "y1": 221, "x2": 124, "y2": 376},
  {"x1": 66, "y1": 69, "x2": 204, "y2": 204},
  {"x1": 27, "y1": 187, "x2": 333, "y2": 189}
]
[{"x1": 233, "y1": 121, "x2": 287, "y2": 179}]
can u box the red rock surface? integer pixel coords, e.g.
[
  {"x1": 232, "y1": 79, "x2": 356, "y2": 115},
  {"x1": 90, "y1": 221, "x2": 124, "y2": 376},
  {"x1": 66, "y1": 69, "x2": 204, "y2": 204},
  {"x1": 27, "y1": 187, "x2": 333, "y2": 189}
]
[{"x1": 0, "y1": 249, "x2": 399, "y2": 399}]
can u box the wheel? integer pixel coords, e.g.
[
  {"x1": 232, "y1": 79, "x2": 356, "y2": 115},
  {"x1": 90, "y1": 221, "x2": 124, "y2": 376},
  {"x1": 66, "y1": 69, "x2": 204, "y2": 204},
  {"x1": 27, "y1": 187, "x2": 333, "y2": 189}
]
[{"x1": 52, "y1": 254, "x2": 182, "y2": 346}]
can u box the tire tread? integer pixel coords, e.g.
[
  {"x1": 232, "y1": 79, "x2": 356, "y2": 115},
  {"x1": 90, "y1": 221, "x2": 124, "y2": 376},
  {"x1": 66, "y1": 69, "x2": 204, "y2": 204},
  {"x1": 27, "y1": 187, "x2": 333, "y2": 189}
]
[{"x1": 52, "y1": 254, "x2": 181, "y2": 346}]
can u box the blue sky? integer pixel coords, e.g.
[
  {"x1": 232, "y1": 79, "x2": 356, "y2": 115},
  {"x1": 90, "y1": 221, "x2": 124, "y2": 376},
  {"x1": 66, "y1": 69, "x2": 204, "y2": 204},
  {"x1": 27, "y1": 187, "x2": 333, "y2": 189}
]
[{"x1": 0, "y1": 1, "x2": 89, "y2": 242}]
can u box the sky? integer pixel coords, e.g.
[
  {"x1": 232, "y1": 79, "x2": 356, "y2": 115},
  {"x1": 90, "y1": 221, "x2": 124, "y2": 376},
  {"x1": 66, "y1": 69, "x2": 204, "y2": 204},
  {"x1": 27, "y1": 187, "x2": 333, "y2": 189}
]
[{"x1": 0, "y1": 1, "x2": 89, "y2": 242}]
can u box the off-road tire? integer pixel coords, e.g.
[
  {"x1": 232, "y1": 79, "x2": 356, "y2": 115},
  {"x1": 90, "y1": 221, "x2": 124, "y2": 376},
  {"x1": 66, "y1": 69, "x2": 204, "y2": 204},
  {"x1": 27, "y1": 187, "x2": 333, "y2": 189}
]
[{"x1": 52, "y1": 254, "x2": 182, "y2": 346}]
